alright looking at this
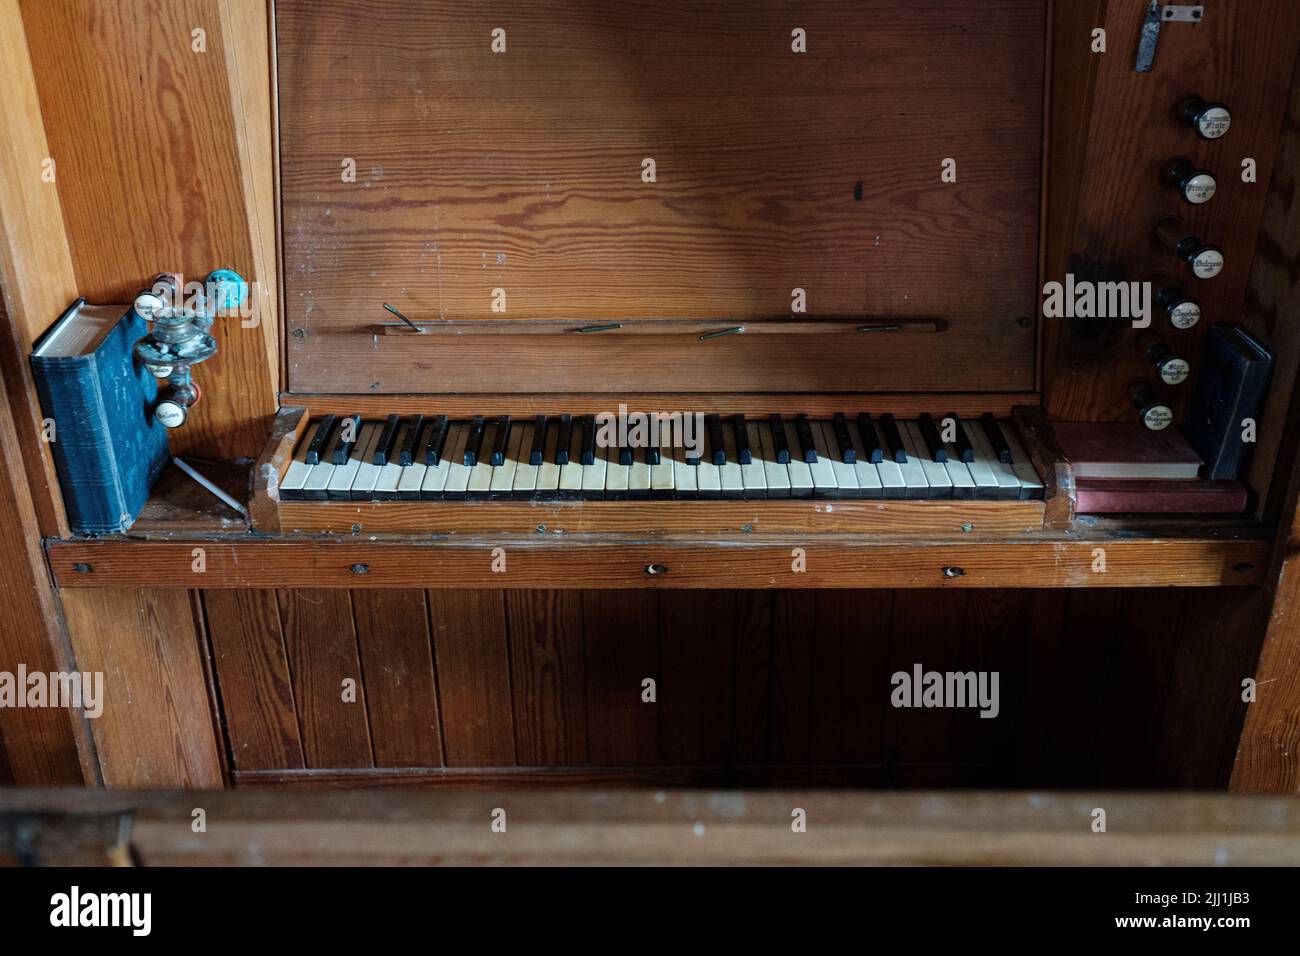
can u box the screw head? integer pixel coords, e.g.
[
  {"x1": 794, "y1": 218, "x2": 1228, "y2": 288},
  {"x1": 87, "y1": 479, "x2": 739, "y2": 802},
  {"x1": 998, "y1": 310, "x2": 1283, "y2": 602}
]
[{"x1": 350, "y1": 563, "x2": 369, "y2": 574}]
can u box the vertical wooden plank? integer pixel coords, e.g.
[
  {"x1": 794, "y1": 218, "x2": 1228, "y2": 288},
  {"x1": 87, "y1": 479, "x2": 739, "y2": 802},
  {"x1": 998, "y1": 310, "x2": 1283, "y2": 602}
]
[
  {"x1": 278, "y1": 588, "x2": 372, "y2": 769},
  {"x1": 1016, "y1": 589, "x2": 1123, "y2": 787},
  {"x1": 730, "y1": 590, "x2": 773, "y2": 766},
  {"x1": 352, "y1": 589, "x2": 442, "y2": 768},
  {"x1": 767, "y1": 591, "x2": 816, "y2": 764},
  {"x1": 807, "y1": 590, "x2": 894, "y2": 766},
  {"x1": 202, "y1": 589, "x2": 303, "y2": 771},
  {"x1": 428, "y1": 589, "x2": 515, "y2": 767},
  {"x1": 506, "y1": 590, "x2": 587, "y2": 766},
  {"x1": 0, "y1": 0, "x2": 75, "y2": 536},
  {"x1": 657, "y1": 591, "x2": 735, "y2": 766},
  {"x1": 0, "y1": 337, "x2": 89, "y2": 784},
  {"x1": 61, "y1": 588, "x2": 222, "y2": 788},
  {"x1": 582, "y1": 590, "x2": 658, "y2": 766}
]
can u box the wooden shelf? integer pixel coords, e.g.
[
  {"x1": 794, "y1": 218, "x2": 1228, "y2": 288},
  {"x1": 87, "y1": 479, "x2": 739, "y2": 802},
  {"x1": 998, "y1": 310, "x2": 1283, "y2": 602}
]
[{"x1": 47, "y1": 527, "x2": 1269, "y2": 589}]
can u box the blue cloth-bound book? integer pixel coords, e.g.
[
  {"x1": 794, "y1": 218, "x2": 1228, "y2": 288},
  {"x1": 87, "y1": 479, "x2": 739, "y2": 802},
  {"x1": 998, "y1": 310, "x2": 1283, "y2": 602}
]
[{"x1": 30, "y1": 299, "x2": 170, "y2": 534}]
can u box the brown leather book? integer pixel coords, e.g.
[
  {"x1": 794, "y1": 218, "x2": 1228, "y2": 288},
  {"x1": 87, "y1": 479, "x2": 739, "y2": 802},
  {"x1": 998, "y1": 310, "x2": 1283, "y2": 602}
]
[{"x1": 1074, "y1": 478, "x2": 1247, "y2": 514}]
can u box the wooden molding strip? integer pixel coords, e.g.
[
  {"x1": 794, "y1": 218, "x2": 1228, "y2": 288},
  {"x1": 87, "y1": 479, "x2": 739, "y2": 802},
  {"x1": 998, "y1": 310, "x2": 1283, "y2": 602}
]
[{"x1": 47, "y1": 534, "x2": 1268, "y2": 589}]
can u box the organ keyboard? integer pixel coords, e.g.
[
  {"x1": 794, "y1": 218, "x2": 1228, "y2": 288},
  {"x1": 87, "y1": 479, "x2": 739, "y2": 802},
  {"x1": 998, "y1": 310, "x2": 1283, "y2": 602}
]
[{"x1": 278, "y1": 412, "x2": 1044, "y2": 503}]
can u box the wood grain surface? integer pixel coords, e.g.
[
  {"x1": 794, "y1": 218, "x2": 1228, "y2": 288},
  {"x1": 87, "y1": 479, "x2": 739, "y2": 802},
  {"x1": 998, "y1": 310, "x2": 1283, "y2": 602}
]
[{"x1": 277, "y1": 0, "x2": 1044, "y2": 394}]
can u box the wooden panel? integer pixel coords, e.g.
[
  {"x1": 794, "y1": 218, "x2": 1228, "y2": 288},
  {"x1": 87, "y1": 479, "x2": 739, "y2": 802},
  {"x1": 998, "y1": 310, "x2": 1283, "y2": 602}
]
[
  {"x1": 428, "y1": 589, "x2": 515, "y2": 766},
  {"x1": 0, "y1": 0, "x2": 75, "y2": 536},
  {"x1": 582, "y1": 591, "x2": 659, "y2": 765},
  {"x1": 61, "y1": 588, "x2": 223, "y2": 787},
  {"x1": 278, "y1": 0, "x2": 1043, "y2": 395},
  {"x1": 657, "y1": 591, "x2": 737, "y2": 765},
  {"x1": 1044, "y1": 0, "x2": 1300, "y2": 424},
  {"x1": 506, "y1": 591, "x2": 588, "y2": 765},
  {"x1": 0, "y1": 329, "x2": 89, "y2": 784},
  {"x1": 277, "y1": 588, "x2": 373, "y2": 768},
  {"x1": 47, "y1": 536, "x2": 1272, "y2": 589},
  {"x1": 277, "y1": 499, "x2": 1047, "y2": 537},
  {"x1": 352, "y1": 590, "x2": 443, "y2": 767},
  {"x1": 19, "y1": 0, "x2": 278, "y2": 458},
  {"x1": 203, "y1": 589, "x2": 304, "y2": 771}
]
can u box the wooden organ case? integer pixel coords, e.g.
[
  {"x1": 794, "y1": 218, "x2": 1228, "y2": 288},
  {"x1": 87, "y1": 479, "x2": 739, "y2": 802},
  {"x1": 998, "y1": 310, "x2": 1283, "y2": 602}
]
[{"x1": 4, "y1": 0, "x2": 1300, "y2": 795}]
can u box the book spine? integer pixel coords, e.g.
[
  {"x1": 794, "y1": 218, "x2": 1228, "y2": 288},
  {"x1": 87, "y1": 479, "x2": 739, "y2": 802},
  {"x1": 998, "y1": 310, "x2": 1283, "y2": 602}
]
[{"x1": 31, "y1": 353, "x2": 130, "y2": 533}]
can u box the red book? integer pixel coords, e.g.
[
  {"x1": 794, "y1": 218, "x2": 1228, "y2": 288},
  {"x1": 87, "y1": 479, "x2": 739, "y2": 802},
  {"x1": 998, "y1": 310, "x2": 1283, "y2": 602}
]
[
  {"x1": 1074, "y1": 478, "x2": 1247, "y2": 514},
  {"x1": 1055, "y1": 423, "x2": 1202, "y2": 479}
]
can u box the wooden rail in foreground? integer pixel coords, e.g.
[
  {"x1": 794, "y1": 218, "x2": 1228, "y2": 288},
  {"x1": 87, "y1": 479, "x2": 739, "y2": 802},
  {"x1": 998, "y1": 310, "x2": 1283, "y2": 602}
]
[{"x1": 2, "y1": 789, "x2": 1299, "y2": 866}]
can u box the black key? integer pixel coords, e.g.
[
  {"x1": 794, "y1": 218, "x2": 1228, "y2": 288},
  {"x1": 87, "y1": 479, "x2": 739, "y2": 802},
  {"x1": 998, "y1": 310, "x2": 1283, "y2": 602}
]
[
  {"x1": 769, "y1": 413, "x2": 791, "y2": 464},
  {"x1": 949, "y1": 413, "x2": 975, "y2": 463},
  {"x1": 795, "y1": 414, "x2": 818, "y2": 463},
  {"x1": 330, "y1": 414, "x2": 362, "y2": 464},
  {"x1": 529, "y1": 415, "x2": 548, "y2": 466},
  {"x1": 857, "y1": 413, "x2": 884, "y2": 463},
  {"x1": 733, "y1": 414, "x2": 752, "y2": 465},
  {"x1": 832, "y1": 413, "x2": 855, "y2": 464},
  {"x1": 464, "y1": 416, "x2": 486, "y2": 466},
  {"x1": 305, "y1": 414, "x2": 337, "y2": 465},
  {"x1": 918, "y1": 413, "x2": 948, "y2": 463},
  {"x1": 322, "y1": 418, "x2": 349, "y2": 466},
  {"x1": 707, "y1": 414, "x2": 726, "y2": 465},
  {"x1": 554, "y1": 414, "x2": 572, "y2": 466},
  {"x1": 373, "y1": 414, "x2": 400, "y2": 465},
  {"x1": 646, "y1": 419, "x2": 661, "y2": 466},
  {"x1": 490, "y1": 415, "x2": 512, "y2": 466},
  {"x1": 618, "y1": 432, "x2": 633, "y2": 467},
  {"x1": 879, "y1": 413, "x2": 907, "y2": 463},
  {"x1": 423, "y1": 415, "x2": 450, "y2": 465},
  {"x1": 399, "y1": 414, "x2": 425, "y2": 465},
  {"x1": 981, "y1": 413, "x2": 1013, "y2": 463},
  {"x1": 580, "y1": 415, "x2": 597, "y2": 466}
]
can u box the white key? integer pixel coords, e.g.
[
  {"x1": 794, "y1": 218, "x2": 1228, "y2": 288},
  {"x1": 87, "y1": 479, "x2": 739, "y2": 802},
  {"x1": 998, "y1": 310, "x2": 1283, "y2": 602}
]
[
  {"x1": 328, "y1": 421, "x2": 375, "y2": 499},
  {"x1": 534, "y1": 419, "x2": 564, "y2": 499},
  {"x1": 490, "y1": 422, "x2": 526, "y2": 498},
  {"x1": 650, "y1": 433, "x2": 676, "y2": 498},
  {"x1": 755, "y1": 421, "x2": 790, "y2": 498},
  {"x1": 872, "y1": 420, "x2": 907, "y2": 498},
  {"x1": 580, "y1": 428, "x2": 607, "y2": 498},
  {"x1": 695, "y1": 428, "x2": 722, "y2": 499},
  {"x1": 803, "y1": 422, "x2": 838, "y2": 498},
  {"x1": 373, "y1": 419, "x2": 409, "y2": 500},
  {"x1": 555, "y1": 421, "x2": 583, "y2": 499},
  {"x1": 1001, "y1": 423, "x2": 1045, "y2": 500},
  {"x1": 511, "y1": 422, "x2": 540, "y2": 499},
  {"x1": 671, "y1": 441, "x2": 698, "y2": 499},
  {"x1": 890, "y1": 422, "x2": 930, "y2": 499},
  {"x1": 967, "y1": 421, "x2": 1020, "y2": 499},
  {"x1": 464, "y1": 419, "x2": 499, "y2": 498},
  {"x1": 941, "y1": 440, "x2": 977, "y2": 499},
  {"x1": 719, "y1": 423, "x2": 745, "y2": 499},
  {"x1": 349, "y1": 421, "x2": 385, "y2": 500},
  {"x1": 397, "y1": 421, "x2": 430, "y2": 500},
  {"x1": 442, "y1": 422, "x2": 473, "y2": 499},
  {"x1": 816, "y1": 420, "x2": 857, "y2": 498},
  {"x1": 280, "y1": 427, "x2": 317, "y2": 499},
  {"x1": 421, "y1": 422, "x2": 458, "y2": 498},
  {"x1": 781, "y1": 420, "x2": 814, "y2": 498},
  {"x1": 628, "y1": 446, "x2": 652, "y2": 499},
  {"x1": 740, "y1": 421, "x2": 768, "y2": 499},
  {"x1": 902, "y1": 421, "x2": 951, "y2": 499},
  {"x1": 604, "y1": 442, "x2": 630, "y2": 499},
  {"x1": 954, "y1": 420, "x2": 999, "y2": 499},
  {"x1": 844, "y1": 421, "x2": 883, "y2": 499}
]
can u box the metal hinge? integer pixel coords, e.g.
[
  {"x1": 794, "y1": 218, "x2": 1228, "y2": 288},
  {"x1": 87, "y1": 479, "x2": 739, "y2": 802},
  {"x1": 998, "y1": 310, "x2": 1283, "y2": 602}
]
[{"x1": 1135, "y1": 2, "x2": 1206, "y2": 73}]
